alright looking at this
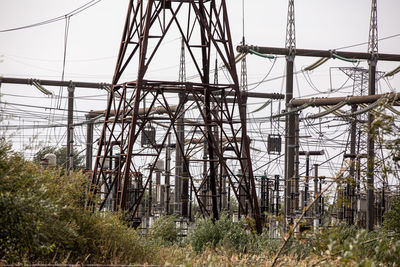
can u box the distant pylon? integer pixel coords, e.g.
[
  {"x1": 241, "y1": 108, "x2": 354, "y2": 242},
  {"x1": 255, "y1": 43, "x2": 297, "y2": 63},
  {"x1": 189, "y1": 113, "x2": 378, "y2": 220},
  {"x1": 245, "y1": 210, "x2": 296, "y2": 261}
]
[
  {"x1": 179, "y1": 38, "x2": 186, "y2": 83},
  {"x1": 285, "y1": 0, "x2": 296, "y2": 54},
  {"x1": 368, "y1": 0, "x2": 378, "y2": 56}
]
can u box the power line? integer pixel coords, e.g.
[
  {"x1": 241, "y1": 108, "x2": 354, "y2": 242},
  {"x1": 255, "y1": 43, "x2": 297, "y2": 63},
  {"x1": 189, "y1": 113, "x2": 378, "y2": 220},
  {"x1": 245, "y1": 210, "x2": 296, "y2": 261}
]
[
  {"x1": 0, "y1": 101, "x2": 92, "y2": 113},
  {"x1": 0, "y1": 0, "x2": 102, "y2": 33},
  {"x1": 335, "y1": 33, "x2": 400, "y2": 51}
]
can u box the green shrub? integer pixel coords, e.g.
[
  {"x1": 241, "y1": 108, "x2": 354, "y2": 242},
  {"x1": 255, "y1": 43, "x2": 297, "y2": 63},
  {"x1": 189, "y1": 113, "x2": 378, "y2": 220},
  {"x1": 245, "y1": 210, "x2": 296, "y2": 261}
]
[
  {"x1": 187, "y1": 214, "x2": 254, "y2": 253},
  {"x1": 383, "y1": 196, "x2": 400, "y2": 234},
  {"x1": 312, "y1": 224, "x2": 358, "y2": 255},
  {"x1": 311, "y1": 225, "x2": 400, "y2": 266},
  {"x1": 187, "y1": 216, "x2": 219, "y2": 253},
  {"x1": 149, "y1": 215, "x2": 181, "y2": 245},
  {"x1": 0, "y1": 139, "x2": 153, "y2": 264}
]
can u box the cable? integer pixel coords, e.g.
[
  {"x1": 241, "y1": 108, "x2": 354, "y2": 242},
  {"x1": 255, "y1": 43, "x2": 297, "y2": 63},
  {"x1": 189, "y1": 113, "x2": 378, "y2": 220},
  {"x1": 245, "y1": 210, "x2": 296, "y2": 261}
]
[
  {"x1": 248, "y1": 57, "x2": 277, "y2": 91},
  {"x1": 0, "y1": 0, "x2": 102, "y2": 33},
  {"x1": 0, "y1": 101, "x2": 92, "y2": 113},
  {"x1": 57, "y1": 16, "x2": 71, "y2": 109},
  {"x1": 335, "y1": 33, "x2": 400, "y2": 51}
]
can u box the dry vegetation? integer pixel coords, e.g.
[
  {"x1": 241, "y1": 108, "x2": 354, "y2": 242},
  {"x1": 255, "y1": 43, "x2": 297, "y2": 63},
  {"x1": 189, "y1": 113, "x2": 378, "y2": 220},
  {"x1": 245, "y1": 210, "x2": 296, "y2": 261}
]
[{"x1": 1, "y1": 138, "x2": 400, "y2": 266}]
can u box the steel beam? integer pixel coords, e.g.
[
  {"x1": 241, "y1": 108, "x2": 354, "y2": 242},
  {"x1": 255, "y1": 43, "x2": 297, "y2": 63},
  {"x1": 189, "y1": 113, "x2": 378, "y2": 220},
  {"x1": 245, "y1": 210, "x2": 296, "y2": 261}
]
[
  {"x1": 66, "y1": 84, "x2": 75, "y2": 173},
  {"x1": 237, "y1": 45, "x2": 400, "y2": 62},
  {"x1": 289, "y1": 92, "x2": 400, "y2": 107},
  {"x1": 0, "y1": 77, "x2": 109, "y2": 89},
  {"x1": 366, "y1": 59, "x2": 376, "y2": 231},
  {"x1": 0, "y1": 76, "x2": 284, "y2": 100}
]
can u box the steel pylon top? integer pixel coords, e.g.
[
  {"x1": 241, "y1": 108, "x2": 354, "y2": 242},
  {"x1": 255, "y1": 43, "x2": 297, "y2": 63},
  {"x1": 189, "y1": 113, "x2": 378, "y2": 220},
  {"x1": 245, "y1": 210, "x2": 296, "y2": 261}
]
[
  {"x1": 285, "y1": 0, "x2": 296, "y2": 56},
  {"x1": 368, "y1": 0, "x2": 378, "y2": 56}
]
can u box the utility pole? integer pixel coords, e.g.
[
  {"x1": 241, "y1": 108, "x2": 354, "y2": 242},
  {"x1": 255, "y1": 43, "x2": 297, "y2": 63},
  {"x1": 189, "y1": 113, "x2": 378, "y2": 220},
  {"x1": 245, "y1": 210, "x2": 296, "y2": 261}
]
[
  {"x1": 85, "y1": 113, "x2": 95, "y2": 170},
  {"x1": 343, "y1": 104, "x2": 358, "y2": 225},
  {"x1": 175, "y1": 38, "x2": 186, "y2": 216},
  {"x1": 239, "y1": 35, "x2": 249, "y2": 217},
  {"x1": 313, "y1": 164, "x2": 319, "y2": 230},
  {"x1": 284, "y1": 0, "x2": 296, "y2": 226},
  {"x1": 299, "y1": 151, "x2": 324, "y2": 210},
  {"x1": 165, "y1": 133, "x2": 172, "y2": 215},
  {"x1": 66, "y1": 82, "x2": 75, "y2": 173},
  {"x1": 275, "y1": 175, "x2": 280, "y2": 216},
  {"x1": 367, "y1": 0, "x2": 378, "y2": 232}
]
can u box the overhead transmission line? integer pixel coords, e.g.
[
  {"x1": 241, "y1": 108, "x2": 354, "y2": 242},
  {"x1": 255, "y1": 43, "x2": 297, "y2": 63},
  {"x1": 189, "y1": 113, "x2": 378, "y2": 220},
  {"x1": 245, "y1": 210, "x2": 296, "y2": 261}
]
[{"x1": 0, "y1": 0, "x2": 102, "y2": 33}]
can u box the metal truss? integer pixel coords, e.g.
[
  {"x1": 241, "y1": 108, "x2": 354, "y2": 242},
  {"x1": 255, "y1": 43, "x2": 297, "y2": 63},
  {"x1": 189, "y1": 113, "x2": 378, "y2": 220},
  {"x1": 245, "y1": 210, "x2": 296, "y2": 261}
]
[{"x1": 87, "y1": 0, "x2": 262, "y2": 233}]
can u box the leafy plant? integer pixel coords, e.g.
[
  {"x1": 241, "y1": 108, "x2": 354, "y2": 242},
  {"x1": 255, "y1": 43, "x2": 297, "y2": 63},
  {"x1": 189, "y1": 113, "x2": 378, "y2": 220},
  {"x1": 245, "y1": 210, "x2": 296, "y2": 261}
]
[
  {"x1": 0, "y1": 139, "x2": 153, "y2": 264},
  {"x1": 187, "y1": 214, "x2": 253, "y2": 253},
  {"x1": 383, "y1": 196, "x2": 400, "y2": 234},
  {"x1": 149, "y1": 215, "x2": 181, "y2": 245}
]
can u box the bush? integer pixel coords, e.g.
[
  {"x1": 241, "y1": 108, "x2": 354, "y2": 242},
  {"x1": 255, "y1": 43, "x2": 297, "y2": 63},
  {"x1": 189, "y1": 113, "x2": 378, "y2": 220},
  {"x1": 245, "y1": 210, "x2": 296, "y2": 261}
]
[
  {"x1": 149, "y1": 215, "x2": 181, "y2": 245},
  {"x1": 187, "y1": 214, "x2": 253, "y2": 253},
  {"x1": 383, "y1": 196, "x2": 400, "y2": 234},
  {"x1": 0, "y1": 139, "x2": 153, "y2": 264},
  {"x1": 310, "y1": 225, "x2": 400, "y2": 266},
  {"x1": 312, "y1": 224, "x2": 358, "y2": 255}
]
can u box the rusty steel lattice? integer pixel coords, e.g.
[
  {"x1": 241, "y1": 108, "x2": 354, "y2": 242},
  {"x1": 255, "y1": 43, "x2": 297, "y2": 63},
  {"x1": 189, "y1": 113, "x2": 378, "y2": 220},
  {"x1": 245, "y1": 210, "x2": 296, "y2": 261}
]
[{"x1": 87, "y1": 0, "x2": 262, "y2": 233}]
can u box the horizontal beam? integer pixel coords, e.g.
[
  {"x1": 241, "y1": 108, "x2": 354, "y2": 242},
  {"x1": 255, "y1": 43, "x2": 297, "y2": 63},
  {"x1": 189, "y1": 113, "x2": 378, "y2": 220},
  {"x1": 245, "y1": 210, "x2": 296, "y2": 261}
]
[
  {"x1": 0, "y1": 76, "x2": 284, "y2": 99},
  {"x1": 0, "y1": 76, "x2": 110, "y2": 89},
  {"x1": 88, "y1": 105, "x2": 178, "y2": 117},
  {"x1": 242, "y1": 91, "x2": 284, "y2": 99},
  {"x1": 290, "y1": 92, "x2": 400, "y2": 107},
  {"x1": 237, "y1": 45, "x2": 400, "y2": 62},
  {"x1": 299, "y1": 151, "x2": 324, "y2": 156}
]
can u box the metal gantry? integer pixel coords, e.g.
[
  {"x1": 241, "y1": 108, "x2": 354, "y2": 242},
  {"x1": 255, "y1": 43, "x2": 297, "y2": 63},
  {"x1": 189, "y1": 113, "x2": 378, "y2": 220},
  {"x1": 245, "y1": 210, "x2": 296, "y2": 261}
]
[{"x1": 87, "y1": 0, "x2": 262, "y2": 233}]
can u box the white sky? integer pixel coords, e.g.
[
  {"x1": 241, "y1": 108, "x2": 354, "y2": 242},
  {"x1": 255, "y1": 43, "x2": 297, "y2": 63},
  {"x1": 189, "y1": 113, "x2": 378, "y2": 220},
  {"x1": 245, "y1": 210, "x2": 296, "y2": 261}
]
[{"x1": 0, "y1": 0, "x2": 399, "y2": 180}]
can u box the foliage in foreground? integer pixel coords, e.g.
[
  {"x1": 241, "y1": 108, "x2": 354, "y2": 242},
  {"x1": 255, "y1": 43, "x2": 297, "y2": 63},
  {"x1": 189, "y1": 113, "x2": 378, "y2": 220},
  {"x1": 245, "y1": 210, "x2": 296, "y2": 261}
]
[
  {"x1": 383, "y1": 195, "x2": 400, "y2": 235},
  {"x1": 148, "y1": 215, "x2": 181, "y2": 245},
  {"x1": 311, "y1": 224, "x2": 400, "y2": 266},
  {"x1": 0, "y1": 139, "x2": 152, "y2": 264},
  {"x1": 2, "y1": 138, "x2": 400, "y2": 266}
]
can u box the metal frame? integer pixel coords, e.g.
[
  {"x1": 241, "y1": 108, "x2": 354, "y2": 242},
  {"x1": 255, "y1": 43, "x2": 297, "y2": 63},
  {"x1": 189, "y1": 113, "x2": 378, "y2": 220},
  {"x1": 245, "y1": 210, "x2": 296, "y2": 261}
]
[{"x1": 87, "y1": 0, "x2": 262, "y2": 233}]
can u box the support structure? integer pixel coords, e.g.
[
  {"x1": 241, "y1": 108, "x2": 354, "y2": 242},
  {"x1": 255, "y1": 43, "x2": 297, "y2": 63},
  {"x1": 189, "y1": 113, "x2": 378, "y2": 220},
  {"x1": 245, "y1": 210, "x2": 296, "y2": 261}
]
[
  {"x1": 237, "y1": 46, "x2": 400, "y2": 62},
  {"x1": 87, "y1": 0, "x2": 262, "y2": 233},
  {"x1": 175, "y1": 38, "x2": 187, "y2": 216},
  {"x1": 366, "y1": 0, "x2": 378, "y2": 231},
  {"x1": 66, "y1": 83, "x2": 75, "y2": 173},
  {"x1": 85, "y1": 113, "x2": 96, "y2": 170},
  {"x1": 284, "y1": 0, "x2": 296, "y2": 225},
  {"x1": 299, "y1": 151, "x2": 324, "y2": 212}
]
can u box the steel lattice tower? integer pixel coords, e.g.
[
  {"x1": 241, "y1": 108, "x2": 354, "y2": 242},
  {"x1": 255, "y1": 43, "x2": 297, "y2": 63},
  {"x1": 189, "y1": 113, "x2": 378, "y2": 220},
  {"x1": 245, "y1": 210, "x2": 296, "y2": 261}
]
[
  {"x1": 285, "y1": 0, "x2": 296, "y2": 54},
  {"x1": 339, "y1": 67, "x2": 382, "y2": 225},
  {"x1": 87, "y1": 0, "x2": 262, "y2": 233},
  {"x1": 284, "y1": 0, "x2": 297, "y2": 222},
  {"x1": 368, "y1": 0, "x2": 378, "y2": 56},
  {"x1": 366, "y1": 0, "x2": 378, "y2": 231}
]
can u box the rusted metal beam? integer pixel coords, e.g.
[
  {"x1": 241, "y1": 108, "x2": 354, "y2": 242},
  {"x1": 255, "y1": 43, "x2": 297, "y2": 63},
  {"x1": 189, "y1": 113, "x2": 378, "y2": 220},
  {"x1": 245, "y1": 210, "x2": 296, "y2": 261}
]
[
  {"x1": 237, "y1": 45, "x2": 400, "y2": 62},
  {"x1": 88, "y1": 105, "x2": 178, "y2": 117},
  {"x1": 289, "y1": 92, "x2": 400, "y2": 107},
  {"x1": 0, "y1": 76, "x2": 284, "y2": 100},
  {"x1": 0, "y1": 76, "x2": 110, "y2": 89}
]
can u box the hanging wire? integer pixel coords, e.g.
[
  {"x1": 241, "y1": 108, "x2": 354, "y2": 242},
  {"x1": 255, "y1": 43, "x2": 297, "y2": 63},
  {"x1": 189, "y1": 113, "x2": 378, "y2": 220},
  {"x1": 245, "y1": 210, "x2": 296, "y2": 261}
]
[
  {"x1": 0, "y1": 0, "x2": 102, "y2": 33},
  {"x1": 58, "y1": 16, "x2": 71, "y2": 109}
]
